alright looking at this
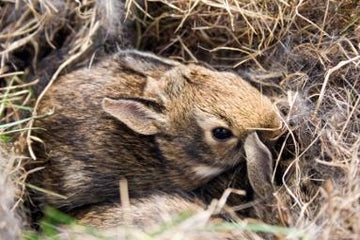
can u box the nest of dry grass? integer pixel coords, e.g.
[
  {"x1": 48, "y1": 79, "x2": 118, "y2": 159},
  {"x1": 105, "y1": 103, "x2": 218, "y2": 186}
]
[{"x1": 0, "y1": 0, "x2": 359, "y2": 239}]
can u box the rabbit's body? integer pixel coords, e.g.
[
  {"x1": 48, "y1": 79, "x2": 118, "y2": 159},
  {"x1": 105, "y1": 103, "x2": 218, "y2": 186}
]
[{"x1": 29, "y1": 50, "x2": 281, "y2": 212}]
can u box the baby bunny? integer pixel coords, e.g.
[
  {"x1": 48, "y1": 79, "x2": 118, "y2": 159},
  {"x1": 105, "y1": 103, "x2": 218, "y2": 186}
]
[{"x1": 28, "y1": 50, "x2": 281, "y2": 211}]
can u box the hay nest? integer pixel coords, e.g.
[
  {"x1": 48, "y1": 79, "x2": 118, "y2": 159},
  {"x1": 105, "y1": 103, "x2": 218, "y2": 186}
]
[{"x1": 0, "y1": 0, "x2": 359, "y2": 239}]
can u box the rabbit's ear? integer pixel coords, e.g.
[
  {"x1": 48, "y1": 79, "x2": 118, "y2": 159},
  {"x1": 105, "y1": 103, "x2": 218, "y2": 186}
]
[
  {"x1": 102, "y1": 97, "x2": 165, "y2": 135},
  {"x1": 244, "y1": 132, "x2": 274, "y2": 198}
]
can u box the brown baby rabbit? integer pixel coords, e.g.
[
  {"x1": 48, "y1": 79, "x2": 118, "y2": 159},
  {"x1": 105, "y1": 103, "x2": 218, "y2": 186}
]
[{"x1": 29, "y1": 50, "x2": 281, "y2": 212}]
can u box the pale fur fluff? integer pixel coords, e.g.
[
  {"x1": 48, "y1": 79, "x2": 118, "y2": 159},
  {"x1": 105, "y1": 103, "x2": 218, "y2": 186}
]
[
  {"x1": 64, "y1": 194, "x2": 253, "y2": 239},
  {"x1": 0, "y1": 148, "x2": 22, "y2": 240},
  {"x1": 96, "y1": 0, "x2": 126, "y2": 33},
  {"x1": 192, "y1": 165, "x2": 224, "y2": 179}
]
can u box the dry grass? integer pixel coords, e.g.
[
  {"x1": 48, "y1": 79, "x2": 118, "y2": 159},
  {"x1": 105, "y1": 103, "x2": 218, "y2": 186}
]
[{"x1": 0, "y1": 0, "x2": 359, "y2": 239}]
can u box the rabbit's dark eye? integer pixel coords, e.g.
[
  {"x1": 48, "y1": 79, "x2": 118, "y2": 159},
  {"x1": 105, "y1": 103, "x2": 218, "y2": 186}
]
[{"x1": 212, "y1": 127, "x2": 233, "y2": 140}]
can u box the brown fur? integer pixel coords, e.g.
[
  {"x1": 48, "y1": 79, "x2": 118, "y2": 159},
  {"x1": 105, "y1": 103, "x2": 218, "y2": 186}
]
[
  {"x1": 193, "y1": 161, "x2": 251, "y2": 208},
  {"x1": 28, "y1": 50, "x2": 281, "y2": 212}
]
